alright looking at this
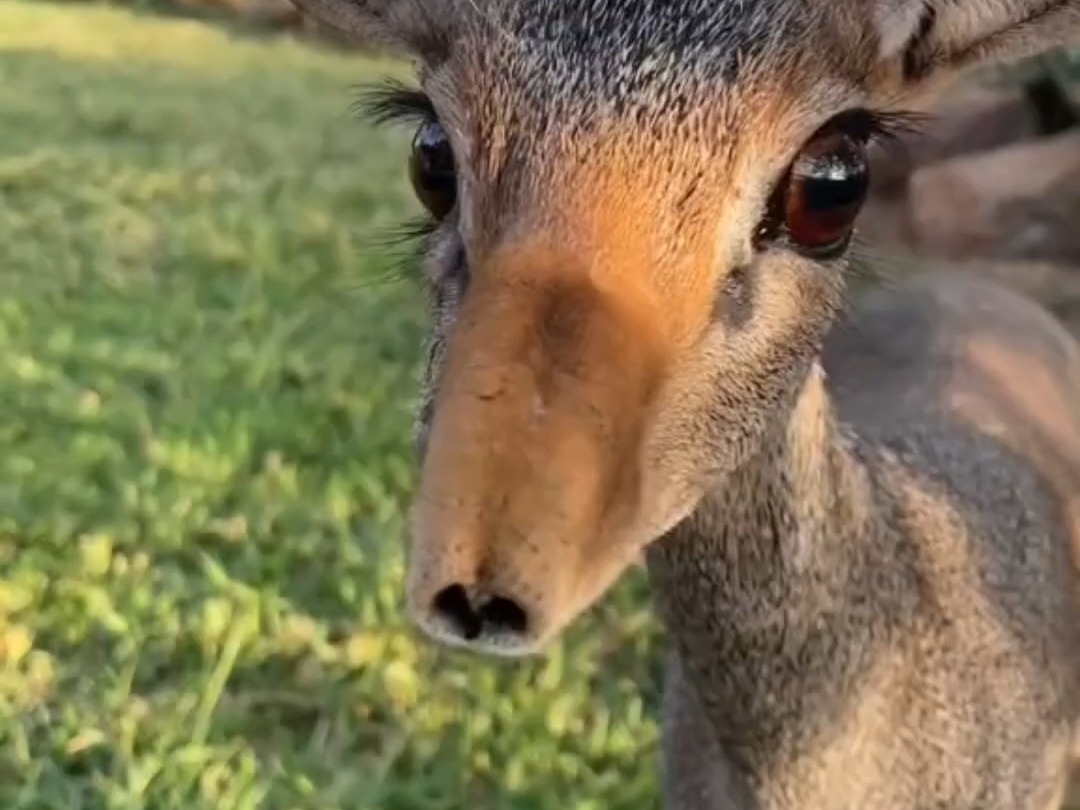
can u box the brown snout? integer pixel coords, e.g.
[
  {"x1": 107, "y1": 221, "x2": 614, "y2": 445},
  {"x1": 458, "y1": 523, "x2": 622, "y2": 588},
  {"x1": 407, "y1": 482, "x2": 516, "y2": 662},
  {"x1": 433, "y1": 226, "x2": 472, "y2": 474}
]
[{"x1": 407, "y1": 246, "x2": 669, "y2": 654}]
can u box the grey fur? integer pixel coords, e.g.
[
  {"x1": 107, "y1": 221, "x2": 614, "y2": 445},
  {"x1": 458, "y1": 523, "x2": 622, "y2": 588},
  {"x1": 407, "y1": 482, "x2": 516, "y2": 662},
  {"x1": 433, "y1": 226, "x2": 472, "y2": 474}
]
[
  {"x1": 649, "y1": 272, "x2": 1080, "y2": 808},
  {"x1": 288, "y1": 0, "x2": 1080, "y2": 806}
]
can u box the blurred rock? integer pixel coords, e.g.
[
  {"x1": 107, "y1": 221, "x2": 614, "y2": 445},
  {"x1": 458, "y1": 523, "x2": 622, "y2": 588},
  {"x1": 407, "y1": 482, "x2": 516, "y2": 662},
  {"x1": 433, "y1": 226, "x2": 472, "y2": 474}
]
[
  {"x1": 994, "y1": 168, "x2": 1080, "y2": 262},
  {"x1": 246, "y1": 0, "x2": 302, "y2": 24},
  {"x1": 172, "y1": 0, "x2": 341, "y2": 39},
  {"x1": 949, "y1": 258, "x2": 1080, "y2": 312},
  {"x1": 858, "y1": 191, "x2": 916, "y2": 260},
  {"x1": 881, "y1": 257, "x2": 1080, "y2": 339},
  {"x1": 241, "y1": 0, "x2": 301, "y2": 25},
  {"x1": 995, "y1": 257, "x2": 1080, "y2": 338},
  {"x1": 868, "y1": 82, "x2": 1039, "y2": 194},
  {"x1": 906, "y1": 131, "x2": 1080, "y2": 262}
]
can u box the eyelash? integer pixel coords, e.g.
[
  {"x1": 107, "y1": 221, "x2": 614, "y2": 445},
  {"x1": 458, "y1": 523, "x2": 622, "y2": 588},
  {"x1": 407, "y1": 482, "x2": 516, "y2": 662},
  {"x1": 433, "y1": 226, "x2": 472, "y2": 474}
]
[
  {"x1": 354, "y1": 80, "x2": 930, "y2": 256},
  {"x1": 354, "y1": 81, "x2": 445, "y2": 277},
  {"x1": 355, "y1": 81, "x2": 439, "y2": 129}
]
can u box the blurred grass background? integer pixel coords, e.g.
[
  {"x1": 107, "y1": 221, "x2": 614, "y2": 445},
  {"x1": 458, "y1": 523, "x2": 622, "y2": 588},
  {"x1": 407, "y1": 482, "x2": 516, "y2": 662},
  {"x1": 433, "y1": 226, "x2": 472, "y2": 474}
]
[{"x1": 0, "y1": 2, "x2": 665, "y2": 807}]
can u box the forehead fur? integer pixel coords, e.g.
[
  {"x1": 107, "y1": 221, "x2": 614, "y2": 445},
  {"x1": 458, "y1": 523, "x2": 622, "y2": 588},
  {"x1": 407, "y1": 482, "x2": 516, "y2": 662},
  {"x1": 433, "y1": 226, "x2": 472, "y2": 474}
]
[
  {"x1": 406, "y1": 0, "x2": 880, "y2": 245},
  {"x1": 498, "y1": 0, "x2": 861, "y2": 99},
  {"x1": 422, "y1": 0, "x2": 879, "y2": 107},
  {"x1": 417, "y1": 0, "x2": 883, "y2": 198}
]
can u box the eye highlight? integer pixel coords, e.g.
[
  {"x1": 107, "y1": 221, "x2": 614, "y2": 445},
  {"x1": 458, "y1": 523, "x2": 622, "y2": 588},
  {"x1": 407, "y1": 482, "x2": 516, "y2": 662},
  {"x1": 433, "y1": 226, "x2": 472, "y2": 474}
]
[
  {"x1": 783, "y1": 129, "x2": 868, "y2": 255},
  {"x1": 410, "y1": 120, "x2": 457, "y2": 221},
  {"x1": 353, "y1": 81, "x2": 459, "y2": 223},
  {"x1": 757, "y1": 109, "x2": 911, "y2": 259}
]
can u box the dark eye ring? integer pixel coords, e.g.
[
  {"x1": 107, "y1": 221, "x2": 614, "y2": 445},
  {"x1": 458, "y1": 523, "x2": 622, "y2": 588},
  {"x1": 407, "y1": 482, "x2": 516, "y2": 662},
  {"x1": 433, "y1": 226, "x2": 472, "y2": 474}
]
[
  {"x1": 409, "y1": 120, "x2": 457, "y2": 221},
  {"x1": 760, "y1": 117, "x2": 871, "y2": 258}
]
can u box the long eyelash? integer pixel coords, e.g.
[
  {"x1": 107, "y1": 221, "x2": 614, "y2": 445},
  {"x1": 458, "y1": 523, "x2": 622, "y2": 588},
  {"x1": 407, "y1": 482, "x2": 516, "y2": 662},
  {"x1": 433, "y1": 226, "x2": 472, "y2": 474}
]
[
  {"x1": 363, "y1": 216, "x2": 439, "y2": 261},
  {"x1": 347, "y1": 216, "x2": 438, "y2": 292},
  {"x1": 353, "y1": 79, "x2": 436, "y2": 128},
  {"x1": 864, "y1": 108, "x2": 930, "y2": 141},
  {"x1": 350, "y1": 90, "x2": 933, "y2": 279},
  {"x1": 353, "y1": 80, "x2": 442, "y2": 275},
  {"x1": 860, "y1": 107, "x2": 934, "y2": 164},
  {"x1": 822, "y1": 106, "x2": 929, "y2": 150},
  {"x1": 839, "y1": 109, "x2": 930, "y2": 295}
]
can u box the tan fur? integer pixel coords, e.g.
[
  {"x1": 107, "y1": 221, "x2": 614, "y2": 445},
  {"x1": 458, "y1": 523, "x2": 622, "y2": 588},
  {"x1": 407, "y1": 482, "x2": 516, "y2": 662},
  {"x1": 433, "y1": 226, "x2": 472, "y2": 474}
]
[
  {"x1": 288, "y1": 0, "x2": 1080, "y2": 805},
  {"x1": 409, "y1": 239, "x2": 671, "y2": 645}
]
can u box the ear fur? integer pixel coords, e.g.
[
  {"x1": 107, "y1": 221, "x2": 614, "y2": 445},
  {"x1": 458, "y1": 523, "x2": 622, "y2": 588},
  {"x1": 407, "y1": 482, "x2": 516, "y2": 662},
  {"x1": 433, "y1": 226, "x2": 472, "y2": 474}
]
[{"x1": 874, "y1": 0, "x2": 1080, "y2": 87}]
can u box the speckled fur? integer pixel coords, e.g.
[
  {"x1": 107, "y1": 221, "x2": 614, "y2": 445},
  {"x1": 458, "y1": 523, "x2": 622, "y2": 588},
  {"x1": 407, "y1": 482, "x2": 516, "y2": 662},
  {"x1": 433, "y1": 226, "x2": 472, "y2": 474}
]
[
  {"x1": 652, "y1": 274, "x2": 1080, "y2": 808},
  {"x1": 288, "y1": 0, "x2": 1080, "y2": 807}
]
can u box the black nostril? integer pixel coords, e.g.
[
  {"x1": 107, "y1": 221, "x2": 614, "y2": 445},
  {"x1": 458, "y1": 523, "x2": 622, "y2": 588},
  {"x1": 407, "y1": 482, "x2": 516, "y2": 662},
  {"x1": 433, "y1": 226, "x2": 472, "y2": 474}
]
[
  {"x1": 479, "y1": 596, "x2": 528, "y2": 635},
  {"x1": 430, "y1": 586, "x2": 530, "y2": 641},
  {"x1": 432, "y1": 584, "x2": 483, "y2": 640}
]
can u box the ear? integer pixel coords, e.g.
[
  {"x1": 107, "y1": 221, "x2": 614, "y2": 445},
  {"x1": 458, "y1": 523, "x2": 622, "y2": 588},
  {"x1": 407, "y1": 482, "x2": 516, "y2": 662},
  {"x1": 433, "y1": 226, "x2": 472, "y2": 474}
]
[
  {"x1": 874, "y1": 0, "x2": 1080, "y2": 88},
  {"x1": 287, "y1": 0, "x2": 444, "y2": 55}
]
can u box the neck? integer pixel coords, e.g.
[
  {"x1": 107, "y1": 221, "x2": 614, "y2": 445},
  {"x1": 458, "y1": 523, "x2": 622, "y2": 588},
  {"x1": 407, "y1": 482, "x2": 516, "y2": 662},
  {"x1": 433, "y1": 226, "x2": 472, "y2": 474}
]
[{"x1": 645, "y1": 362, "x2": 912, "y2": 764}]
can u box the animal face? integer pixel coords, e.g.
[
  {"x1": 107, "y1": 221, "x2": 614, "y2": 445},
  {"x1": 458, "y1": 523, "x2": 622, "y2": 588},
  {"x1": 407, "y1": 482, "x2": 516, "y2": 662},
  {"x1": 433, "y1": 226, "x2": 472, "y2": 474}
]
[{"x1": 290, "y1": 0, "x2": 1080, "y2": 656}]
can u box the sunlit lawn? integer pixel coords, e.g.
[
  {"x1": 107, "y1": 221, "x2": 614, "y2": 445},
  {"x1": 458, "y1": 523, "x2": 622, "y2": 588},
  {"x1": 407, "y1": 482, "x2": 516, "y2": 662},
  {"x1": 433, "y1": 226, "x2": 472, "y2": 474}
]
[{"x1": 0, "y1": 2, "x2": 664, "y2": 807}]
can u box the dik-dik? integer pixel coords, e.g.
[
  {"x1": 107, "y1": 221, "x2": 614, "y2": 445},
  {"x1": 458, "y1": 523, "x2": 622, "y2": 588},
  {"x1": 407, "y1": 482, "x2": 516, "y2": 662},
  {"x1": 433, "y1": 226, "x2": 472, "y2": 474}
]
[{"x1": 292, "y1": 0, "x2": 1080, "y2": 806}]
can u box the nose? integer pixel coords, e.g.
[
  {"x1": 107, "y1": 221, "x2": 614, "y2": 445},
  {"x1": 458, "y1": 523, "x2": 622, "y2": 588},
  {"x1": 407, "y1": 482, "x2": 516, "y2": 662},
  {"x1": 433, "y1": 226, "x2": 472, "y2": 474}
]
[{"x1": 429, "y1": 583, "x2": 530, "y2": 643}]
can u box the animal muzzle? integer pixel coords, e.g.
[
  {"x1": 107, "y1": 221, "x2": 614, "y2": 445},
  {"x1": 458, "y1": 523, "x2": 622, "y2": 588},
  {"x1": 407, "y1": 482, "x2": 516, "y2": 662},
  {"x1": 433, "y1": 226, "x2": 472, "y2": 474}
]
[{"x1": 406, "y1": 261, "x2": 669, "y2": 654}]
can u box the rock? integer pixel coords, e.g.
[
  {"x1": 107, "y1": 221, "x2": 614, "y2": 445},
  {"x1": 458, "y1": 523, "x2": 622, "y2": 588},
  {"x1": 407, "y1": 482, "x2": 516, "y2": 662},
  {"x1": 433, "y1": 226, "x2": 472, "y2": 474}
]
[
  {"x1": 868, "y1": 81, "x2": 1039, "y2": 194},
  {"x1": 858, "y1": 191, "x2": 916, "y2": 260},
  {"x1": 993, "y1": 168, "x2": 1080, "y2": 262},
  {"x1": 171, "y1": 0, "x2": 322, "y2": 34},
  {"x1": 876, "y1": 256, "x2": 1080, "y2": 340},
  {"x1": 956, "y1": 258, "x2": 1080, "y2": 311},
  {"x1": 906, "y1": 131, "x2": 1080, "y2": 262},
  {"x1": 243, "y1": 0, "x2": 302, "y2": 24},
  {"x1": 970, "y1": 257, "x2": 1080, "y2": 339}
]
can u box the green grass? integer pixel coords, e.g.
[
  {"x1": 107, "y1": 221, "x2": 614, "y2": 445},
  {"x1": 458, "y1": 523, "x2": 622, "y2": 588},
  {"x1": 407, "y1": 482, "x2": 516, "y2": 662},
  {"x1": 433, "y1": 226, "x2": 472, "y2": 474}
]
[{"x1": 0, "y1": 3, "x2": 664, "y2": 807}]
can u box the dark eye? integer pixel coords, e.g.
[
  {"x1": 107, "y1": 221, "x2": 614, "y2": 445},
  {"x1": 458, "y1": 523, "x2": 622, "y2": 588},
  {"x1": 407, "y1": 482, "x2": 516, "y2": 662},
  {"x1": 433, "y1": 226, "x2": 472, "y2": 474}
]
[
  {"x1": 766, "y1": 125, "x2": 870, "y2": 258},
  {"x1": 409, "y1": 120, "x2": 457, "y2": 221}
]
